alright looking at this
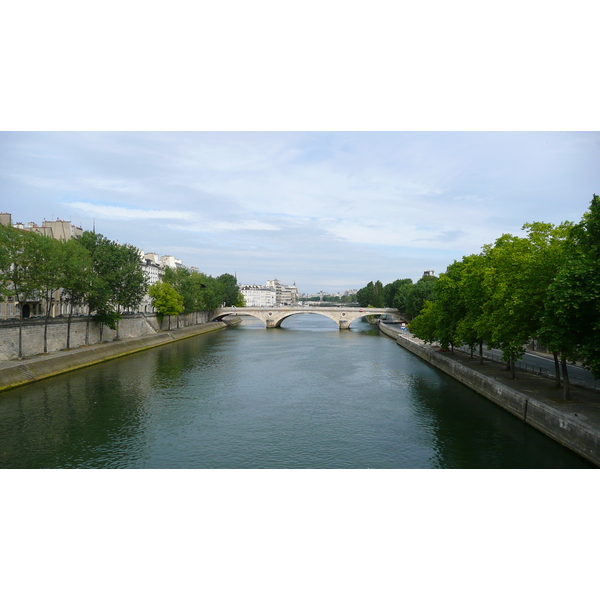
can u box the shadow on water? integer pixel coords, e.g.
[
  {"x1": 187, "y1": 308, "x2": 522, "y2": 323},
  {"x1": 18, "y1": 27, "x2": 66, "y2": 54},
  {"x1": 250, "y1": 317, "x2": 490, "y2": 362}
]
[
  {"x1": 0, "y1": 314, "x2": 594, "y2": 468},
  {"x1": 0, "y1": 366, "x2": 148, "y2": 468},
  {"x1": 398, "y1": 352, "x2": 594, "y2": 468}
]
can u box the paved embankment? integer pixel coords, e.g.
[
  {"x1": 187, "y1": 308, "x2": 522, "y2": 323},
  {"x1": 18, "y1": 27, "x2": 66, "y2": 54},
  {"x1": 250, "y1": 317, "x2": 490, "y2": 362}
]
[
  {"x1": 379, "y1": 321, "x2": 600, "y2": 467},
  {"x1": 0, "y1": 321, "x2": 228, "y2": 393}
]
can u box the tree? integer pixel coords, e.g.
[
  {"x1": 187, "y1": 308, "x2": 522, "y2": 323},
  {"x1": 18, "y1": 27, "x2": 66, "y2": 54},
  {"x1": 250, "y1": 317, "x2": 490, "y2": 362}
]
[
  {"x1": 357, "y1": 281, "x2": 374, "y2": 307},
  {"x1": 149, "y1": 281, "x2": 184, "y2": 329},
  {"x1": 60, "y1": 238, "x2": 94, "y2": 349},
  {"x1": 0, "y1": 227, "x2": 40, "y2": 358},
  {"x1": 539, "y1": 196, "x2": 600, "y2": 398},
  {"x1": 216, "y1": 273, "x2": 240, "y2": 307},
  {"x1": 405, "y1": 275, "x2": 437, "y2": 319},
  {"x1": 383, "y1": 279, "x2": 412, "y2": 310},
  {"x1": 477, "y1": 223, "x2": 570, "y2": 378},
  {"x1": 408, "y1": 300, "x2": 444, "y2": 345},
  {"x1": 77, "y1": 231, "x2": 147, "y2": 341},
  {"x1": 357, "y1": 280, "x2": 384, "y2": 308},
  {"x1": 391, "y1": 279, "x2": 414, "y2": 314},
  {"x1": 0, "y1": 225, "x2": 12, "y2": 301},
  {"x1": 455, "y1": 253, "x2": 490, "y2": 364},
  {"x1": 162, "y1": 268, "x2": 216, "y2": 313},
  {"x1": 28, "y1": 234, "x2": 64, "y2": 353},
  {"x1": 235, "y1": 291, "x2": 246, "y2": 307}
]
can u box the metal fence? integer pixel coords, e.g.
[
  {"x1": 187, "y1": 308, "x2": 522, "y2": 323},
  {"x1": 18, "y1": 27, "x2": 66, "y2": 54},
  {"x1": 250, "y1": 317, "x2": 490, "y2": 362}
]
[{"x1": 456, "y1": 346, "x2": 600, "y2": 392}]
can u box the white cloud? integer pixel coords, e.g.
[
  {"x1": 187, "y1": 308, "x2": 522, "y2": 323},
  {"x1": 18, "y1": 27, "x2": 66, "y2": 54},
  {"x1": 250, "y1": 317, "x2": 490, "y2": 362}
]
[
  {"x1": 1, "y1": 131, "x2": 597, "y2": 291},
  {"x1": 63, "y1": 202, "x2": 197, "y2": 221}
]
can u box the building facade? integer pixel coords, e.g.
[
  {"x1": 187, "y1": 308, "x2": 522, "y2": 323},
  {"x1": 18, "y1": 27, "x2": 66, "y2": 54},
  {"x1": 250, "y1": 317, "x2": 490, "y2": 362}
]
[
  {"x1": 239, "y1": 284, "x2": 276, "y2": 307},
  {"x1": 265, "y1": 278, "x2": 298, "y2": 305}
]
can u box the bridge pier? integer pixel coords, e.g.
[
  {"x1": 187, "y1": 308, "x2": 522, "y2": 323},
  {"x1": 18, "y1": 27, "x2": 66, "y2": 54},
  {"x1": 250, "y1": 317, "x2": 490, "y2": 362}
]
[{"x1": 211, "y1": 307, "x2": 403, "y2": 330}]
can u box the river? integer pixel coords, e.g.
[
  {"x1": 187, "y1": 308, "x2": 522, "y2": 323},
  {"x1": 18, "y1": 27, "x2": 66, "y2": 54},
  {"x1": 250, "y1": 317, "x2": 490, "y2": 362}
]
[{"x1": 0, "y1": 314, "x2": 593, "y2": 468}]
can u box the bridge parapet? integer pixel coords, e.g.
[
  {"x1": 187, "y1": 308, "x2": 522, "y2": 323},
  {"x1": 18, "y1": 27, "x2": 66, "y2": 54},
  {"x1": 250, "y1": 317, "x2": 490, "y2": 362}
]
[{"x1": 211, "y1": 306, "x2": 403, "y2": 330}]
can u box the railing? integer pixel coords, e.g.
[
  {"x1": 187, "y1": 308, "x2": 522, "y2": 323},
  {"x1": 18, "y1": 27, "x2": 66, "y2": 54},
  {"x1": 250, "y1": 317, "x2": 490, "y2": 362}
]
[{"x1": 457, "y1": 346, "x2": 600, "y2": 391}]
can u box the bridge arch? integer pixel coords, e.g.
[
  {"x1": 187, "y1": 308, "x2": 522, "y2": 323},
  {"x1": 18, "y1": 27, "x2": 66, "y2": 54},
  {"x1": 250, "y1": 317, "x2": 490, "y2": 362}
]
[
  {"x1": 211, "y1": 307, "x2": 401, "y2": 329},
  {"x1": 270, "y1": 310, "x2": 344, "y2": 328}
]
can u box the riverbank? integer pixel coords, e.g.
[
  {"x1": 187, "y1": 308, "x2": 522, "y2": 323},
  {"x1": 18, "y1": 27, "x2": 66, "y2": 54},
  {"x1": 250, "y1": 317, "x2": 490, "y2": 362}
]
[
  {"x1": 0, "y1": 320, "x2": 232, "y2": 393},
  {"x1": 379, "y1": 321, "x2": 600, "y2": 466}
]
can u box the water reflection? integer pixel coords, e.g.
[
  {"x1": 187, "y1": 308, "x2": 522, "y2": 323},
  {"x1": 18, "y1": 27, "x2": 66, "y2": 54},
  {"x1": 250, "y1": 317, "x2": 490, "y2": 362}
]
[{"x1": 0, "y1": 315, "x2": 594, "y2": 468}]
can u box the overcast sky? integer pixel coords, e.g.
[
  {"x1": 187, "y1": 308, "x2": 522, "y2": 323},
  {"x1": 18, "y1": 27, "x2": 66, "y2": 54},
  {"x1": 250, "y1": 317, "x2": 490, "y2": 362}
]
[
  {"x1": 2, "y1": 4, "x2": 599, "y2": 294},
  {"x1": 1, "y1": 131, "x2": 599, "y2": 293}
]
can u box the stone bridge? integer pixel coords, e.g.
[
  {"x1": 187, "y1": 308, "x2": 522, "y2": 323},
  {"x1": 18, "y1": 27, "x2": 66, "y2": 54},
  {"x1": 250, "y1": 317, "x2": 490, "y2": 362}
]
[{"x1": 211, "y1": 306, "x2": 403, "y2": 329}]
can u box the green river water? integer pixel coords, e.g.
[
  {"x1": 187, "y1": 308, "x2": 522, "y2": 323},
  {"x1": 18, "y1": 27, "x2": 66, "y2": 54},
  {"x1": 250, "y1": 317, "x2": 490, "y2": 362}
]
[{"x1": 0, "y1": 314, "x2": 593, "y2": 468}]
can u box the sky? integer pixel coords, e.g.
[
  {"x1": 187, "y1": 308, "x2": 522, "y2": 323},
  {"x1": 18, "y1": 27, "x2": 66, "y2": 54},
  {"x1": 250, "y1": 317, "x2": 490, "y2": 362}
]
[
  {"x1": 1, "y1": 131, "x2": 599, "y2": 294},
  {"x1": 3, "y1": 3, "x2": 600, "y2": 593}
]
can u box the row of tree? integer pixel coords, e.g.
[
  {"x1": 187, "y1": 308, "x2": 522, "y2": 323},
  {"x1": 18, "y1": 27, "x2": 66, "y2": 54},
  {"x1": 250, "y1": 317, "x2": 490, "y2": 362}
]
[
  {"x1": 408, "y1": 194, "x2": 600, "y2": 400},
  {"x1": 148, "y1": 270, "x2": 244, "y2": 328},
  {"x1": 302, "y1": 294, "x2": 358, "y2": 303},
  {"x1": 356, "y1": 275, "x2": 437, "y2": 319},
  {"x1": 0, "y1": 227, "x2": 242, "y2": 358},
  {"x1": 356, "y1": 195, "x2": 600, "y2": 400}
]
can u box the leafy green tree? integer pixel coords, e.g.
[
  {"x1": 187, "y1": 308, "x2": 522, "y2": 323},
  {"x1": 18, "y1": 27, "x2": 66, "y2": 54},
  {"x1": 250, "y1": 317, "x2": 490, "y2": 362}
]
[
  {"x1": 539, "y1": 196, "x2": 600, "y2": 398},
  {"x1": 383, "y1": 279, "x2": 412, "y2": 310},
  {"x1": 60, "y1": 238, "x2": 94, "y2": 349},
  {"x1": 235, "y1": 291, "x2": 246, "y2": 307},
  {"x1": 455, "y1": 253, "x2": 490, "y2": 363},
  {"x1": 28, "y1": 234, "x2": 64, "y2": 353},
  {"x1": 0, "y1": 225, "x2": 13, "y2": 301},
  {"x1": 162, "y1": 268, "x2": 217, "y2": 312},
  {"x1": 357, "y1": 280, "x2": 384, "y2": 308},
  {"x1": 408, "y1": 300, "x2": 444, "y2": 345},
  {"x1": 407, "y1": 265, "x2": 465, "y2": 351},
  {"x1": 149, "y1": 281, "x2": 184, "y2": 329},
  {"x1": 77, "y1": 231, "x2": 147, "y2": 340},
  {"x1": 216, "y1": 273, "x2": 240, "y2": 307},
  {"x1": 0, "y1": 227, "x2": 40, "y2": 358},
  {"x1": 391, "y1": 279, "x2": 414, "y2": 314},
  {"x1": 477, "y1": 223, "x2": 570, "y2": 378},
  {"x1": 356, "y1": 281, "x2": 374, "y2": 307},
  {"x1": 405, "y1": 275, "x2": 437, "y2": 319}
]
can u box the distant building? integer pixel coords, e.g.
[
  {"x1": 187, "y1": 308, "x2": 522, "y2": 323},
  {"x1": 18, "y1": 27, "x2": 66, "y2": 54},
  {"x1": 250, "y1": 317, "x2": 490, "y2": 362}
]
[
  {"x1": 266, "y1": 278, "x2": 298, "y2": 305},
  {"x1": 137, "y1": 251, "x2": 165, "y2": 313},
  {"x1": 239, "y1": 284, "x2": 276, "y2": 307},
  {"x1": 41, "y1": 219, "x2": 83, "y2": 240},
  {"x1": 423, "y1": 270, "x2": 435, "y2": 277},
  {"x1": 0, "y1": 213, "x2": 86, "y2": 319},
  {"x1": 161, "y1": 255, "x2": 184, "y2": 270}
]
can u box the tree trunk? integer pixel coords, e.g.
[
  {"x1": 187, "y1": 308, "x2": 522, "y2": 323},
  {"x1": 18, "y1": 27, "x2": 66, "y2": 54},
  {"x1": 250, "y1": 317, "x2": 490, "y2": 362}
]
[
  {"x1": 510, "y1": 354, "x2": 516, "y2": 379},
  {"x1": 479, "y1": 341, "x2": 484, "y2": 365},
  {"x1": 43, "y1": 303, "x2": 51, "y2": 353},
  {"x1": 561, "y1": 355, "x2": 571, "y2": 401},
  {"x1": 66, "y1": 304, "x2": 73, "y2": 350},
  {"x1": 85, "y1": 313, "x2": 90, "y2": 346},
  {"x1": 553, "y1": 351, "x2": 561, "y2": 388},
  {"x1": 18, "y1": 312, "x2": 23, "y2": 359}
]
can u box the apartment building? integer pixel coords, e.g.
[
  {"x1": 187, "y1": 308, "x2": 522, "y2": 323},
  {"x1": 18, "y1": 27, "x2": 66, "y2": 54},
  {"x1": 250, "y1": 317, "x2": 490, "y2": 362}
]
[
  {"x1": 265, "y1": 278, "x2": 298, "y2": 305},
  {"x1": 239, "y1": 284, "x2": 276, "y2": 307}
]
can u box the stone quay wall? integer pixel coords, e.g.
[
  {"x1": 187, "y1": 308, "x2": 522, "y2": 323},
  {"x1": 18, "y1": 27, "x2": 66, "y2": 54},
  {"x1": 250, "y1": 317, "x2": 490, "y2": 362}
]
[
  {"x1": 0, "y1": 312, "x2": 212, "y2": 361},
  {"x1": 0, "y1": 320, "x2": 228, "y2": 393},
  {"x1": 378, "y1": 321, "x2": 600, "y2": 466}
]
